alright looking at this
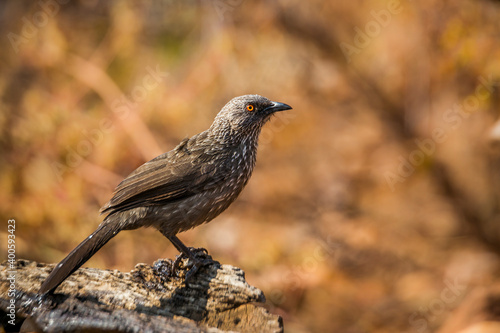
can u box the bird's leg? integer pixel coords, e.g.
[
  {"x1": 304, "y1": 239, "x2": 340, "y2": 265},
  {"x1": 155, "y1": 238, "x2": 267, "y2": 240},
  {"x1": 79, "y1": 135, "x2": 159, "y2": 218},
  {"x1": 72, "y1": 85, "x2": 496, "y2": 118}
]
[
  {"x1": 167, "y1": 235, "x2": 196, "y2": 271},
  {"x1": 166, "y1": 235, "x2": 212, "y2": 282}
]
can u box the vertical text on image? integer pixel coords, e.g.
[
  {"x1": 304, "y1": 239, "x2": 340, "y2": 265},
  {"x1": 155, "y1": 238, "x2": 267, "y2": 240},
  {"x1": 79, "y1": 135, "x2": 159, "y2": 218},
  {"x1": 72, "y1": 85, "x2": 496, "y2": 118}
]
[{"x1": 7, "y1": 219, "x2": 17, "y2": 326}]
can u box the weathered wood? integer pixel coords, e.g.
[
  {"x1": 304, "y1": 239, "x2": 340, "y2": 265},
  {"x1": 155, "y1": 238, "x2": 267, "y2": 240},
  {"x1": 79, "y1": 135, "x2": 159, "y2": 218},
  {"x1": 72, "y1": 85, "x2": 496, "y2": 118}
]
[{"x1": 0, "y1": 250, "x2": 282, "y2": 333}]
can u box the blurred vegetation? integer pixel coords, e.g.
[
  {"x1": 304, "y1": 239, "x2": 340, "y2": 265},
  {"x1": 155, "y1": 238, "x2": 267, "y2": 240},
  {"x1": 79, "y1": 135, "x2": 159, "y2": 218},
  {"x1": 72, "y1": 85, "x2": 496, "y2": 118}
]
[{"x1": 2, "y1": 0, "x2": 500, "y2": 332}]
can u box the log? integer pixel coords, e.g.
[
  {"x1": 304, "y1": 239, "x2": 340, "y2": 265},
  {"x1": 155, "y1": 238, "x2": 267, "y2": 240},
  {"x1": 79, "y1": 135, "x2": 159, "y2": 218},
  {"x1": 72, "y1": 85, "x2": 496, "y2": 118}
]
[{"x1": 0, "y1": 250, "x2": 283, "y2": 332}]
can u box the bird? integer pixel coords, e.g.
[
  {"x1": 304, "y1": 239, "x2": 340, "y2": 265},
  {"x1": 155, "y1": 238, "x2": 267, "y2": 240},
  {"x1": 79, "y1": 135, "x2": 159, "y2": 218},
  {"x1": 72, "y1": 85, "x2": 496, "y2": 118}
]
[{"x1": 39, "y1": 94, "x2": 292, "y2": 294}]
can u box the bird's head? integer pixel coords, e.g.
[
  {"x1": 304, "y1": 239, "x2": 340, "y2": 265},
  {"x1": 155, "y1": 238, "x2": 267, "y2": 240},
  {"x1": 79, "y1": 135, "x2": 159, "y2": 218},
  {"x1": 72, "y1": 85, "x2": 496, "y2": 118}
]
[{"x1": 211, "y1": 94, "x2": 292, "y2": 141}]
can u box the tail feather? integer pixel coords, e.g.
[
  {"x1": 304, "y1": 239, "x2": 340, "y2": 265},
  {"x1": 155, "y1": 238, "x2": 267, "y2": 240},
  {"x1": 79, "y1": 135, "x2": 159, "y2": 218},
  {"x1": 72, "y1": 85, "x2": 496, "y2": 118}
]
[{"x1": 39, "y1": 222, "x2": 121, "y2": 294}]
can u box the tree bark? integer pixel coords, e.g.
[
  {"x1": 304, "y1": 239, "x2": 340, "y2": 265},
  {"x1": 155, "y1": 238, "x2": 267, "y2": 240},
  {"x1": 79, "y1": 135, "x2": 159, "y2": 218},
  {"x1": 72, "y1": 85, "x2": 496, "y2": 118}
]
[{"x1": 0, "y1": 251, "x2": 283, "y2": 333}]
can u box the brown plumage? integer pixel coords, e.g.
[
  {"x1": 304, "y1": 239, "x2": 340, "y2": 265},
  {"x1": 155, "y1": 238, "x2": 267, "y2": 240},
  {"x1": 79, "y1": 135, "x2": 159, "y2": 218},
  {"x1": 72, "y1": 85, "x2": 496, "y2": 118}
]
[{"x1": 39, "y1": 94, "x2": 292, "y2": 294}]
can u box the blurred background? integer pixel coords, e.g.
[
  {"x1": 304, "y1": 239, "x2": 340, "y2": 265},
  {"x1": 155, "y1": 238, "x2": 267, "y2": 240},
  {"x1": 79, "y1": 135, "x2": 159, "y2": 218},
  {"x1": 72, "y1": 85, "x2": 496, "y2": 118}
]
[{"x1": 2, "y1": 0, "x2": 500, "y2": 332}]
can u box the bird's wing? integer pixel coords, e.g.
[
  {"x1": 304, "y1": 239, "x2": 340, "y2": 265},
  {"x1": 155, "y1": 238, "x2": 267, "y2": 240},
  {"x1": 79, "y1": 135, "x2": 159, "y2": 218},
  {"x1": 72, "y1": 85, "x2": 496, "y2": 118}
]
[{"x1": 100, "y1": 132, "x2": 230, "y2": 215}]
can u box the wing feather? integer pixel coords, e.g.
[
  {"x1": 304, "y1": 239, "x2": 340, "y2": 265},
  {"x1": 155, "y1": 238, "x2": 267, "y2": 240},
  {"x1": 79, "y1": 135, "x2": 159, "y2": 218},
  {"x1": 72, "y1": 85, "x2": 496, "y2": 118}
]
[{"x1": 100, "y1": 131, "x2": 229, "y2": 215}]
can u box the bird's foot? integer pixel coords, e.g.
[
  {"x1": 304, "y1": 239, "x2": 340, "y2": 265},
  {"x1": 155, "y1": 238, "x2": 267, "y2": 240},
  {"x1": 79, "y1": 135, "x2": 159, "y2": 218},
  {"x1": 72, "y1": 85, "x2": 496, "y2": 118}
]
[
  {"x1": 184, "y1": 257, "x2": 213, "y2": 284},
  {"x1": 171, "y1": 247, "x2": 212, "y2": 284}
]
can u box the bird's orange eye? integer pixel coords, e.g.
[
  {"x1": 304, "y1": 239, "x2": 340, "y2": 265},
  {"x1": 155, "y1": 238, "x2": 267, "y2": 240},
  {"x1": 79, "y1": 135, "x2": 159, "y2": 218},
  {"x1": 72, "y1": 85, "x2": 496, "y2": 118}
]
[{"x1": 246, "y1": 104, "x2": 254, "y2": 112}]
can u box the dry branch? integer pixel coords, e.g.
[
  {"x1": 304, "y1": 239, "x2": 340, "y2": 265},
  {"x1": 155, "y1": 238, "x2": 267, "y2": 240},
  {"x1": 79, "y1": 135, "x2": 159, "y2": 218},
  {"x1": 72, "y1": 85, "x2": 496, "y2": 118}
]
[{"x1": 0, "y1": 251, "x2": 282, "y2": 333}]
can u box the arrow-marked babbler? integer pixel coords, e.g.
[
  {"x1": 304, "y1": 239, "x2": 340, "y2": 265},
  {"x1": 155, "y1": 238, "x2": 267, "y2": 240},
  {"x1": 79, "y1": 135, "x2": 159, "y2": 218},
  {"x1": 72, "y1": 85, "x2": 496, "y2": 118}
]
[{"x1": 39, "y1": 95, "x2": 292, "y2": 294}]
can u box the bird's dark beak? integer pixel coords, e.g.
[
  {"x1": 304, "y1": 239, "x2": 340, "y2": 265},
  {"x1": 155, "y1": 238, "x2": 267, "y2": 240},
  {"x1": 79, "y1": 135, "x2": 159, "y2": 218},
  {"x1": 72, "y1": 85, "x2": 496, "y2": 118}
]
[{"x1": 265, "y1": 101, "x2": 292, "y2": 114}]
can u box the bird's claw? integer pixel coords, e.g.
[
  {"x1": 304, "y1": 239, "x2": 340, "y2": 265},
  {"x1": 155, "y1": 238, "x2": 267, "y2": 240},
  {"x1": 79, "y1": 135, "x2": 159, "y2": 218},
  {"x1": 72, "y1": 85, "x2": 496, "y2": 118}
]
[
  {"x1": 171, "y1": 253, "x2": 185, "y2": 275},
  {"x1": 184, "y1": 258, "x2": 213, "y2": 284},
  {"x1": 171, "y1": 247, "x2": 213, "y2": 284}
]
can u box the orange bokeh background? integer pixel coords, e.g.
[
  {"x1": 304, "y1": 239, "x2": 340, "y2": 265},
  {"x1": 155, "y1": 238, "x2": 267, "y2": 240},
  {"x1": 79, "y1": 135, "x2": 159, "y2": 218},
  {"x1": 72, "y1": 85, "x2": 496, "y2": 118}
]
[{"x1": 2, "y1": 1, "x2": 500, "y2": 332}]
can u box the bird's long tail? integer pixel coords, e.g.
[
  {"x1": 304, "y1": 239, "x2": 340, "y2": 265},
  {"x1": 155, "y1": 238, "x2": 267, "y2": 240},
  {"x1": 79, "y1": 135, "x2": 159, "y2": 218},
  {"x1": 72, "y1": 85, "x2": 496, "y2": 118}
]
[{"x1": 38, "y1": 221, "x2": 121, "y2": 294}]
